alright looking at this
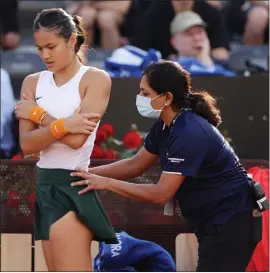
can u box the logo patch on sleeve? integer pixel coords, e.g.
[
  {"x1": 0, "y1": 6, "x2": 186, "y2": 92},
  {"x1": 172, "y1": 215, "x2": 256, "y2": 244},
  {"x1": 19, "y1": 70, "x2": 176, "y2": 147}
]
[{"x1": 168, "y1": 158, "x2": 185, "y2": 163}]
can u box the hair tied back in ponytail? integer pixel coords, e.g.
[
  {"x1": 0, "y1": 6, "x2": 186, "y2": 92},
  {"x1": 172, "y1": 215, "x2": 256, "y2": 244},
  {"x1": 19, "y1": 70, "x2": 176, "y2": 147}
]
[
  {"x1": 185, "y1": 92, "x2": 193, "y2": 100},
  {"x1": 190, "y1": 91, "x2": 222, "y2": 127},
  {"x1": 72, "y1": 14, "x2": 87, "y2": 64},
  {"x1": 72, "y1": 14, "x2": 79, "y2": 25},
  {"x1": 33, "y1": 8, "x2": 87, "y2": 64}
]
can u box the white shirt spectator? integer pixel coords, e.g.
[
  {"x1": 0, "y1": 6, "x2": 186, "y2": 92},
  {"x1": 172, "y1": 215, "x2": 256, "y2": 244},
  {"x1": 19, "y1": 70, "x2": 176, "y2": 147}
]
[{"x1": 1, "y1": 68, "x2": 16, "y2": 158}]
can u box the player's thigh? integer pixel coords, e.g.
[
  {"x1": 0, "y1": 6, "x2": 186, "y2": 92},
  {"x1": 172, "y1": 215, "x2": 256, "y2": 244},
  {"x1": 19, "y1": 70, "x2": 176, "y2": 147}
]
[{"x1": 49, "y1": 211, "x2": 94, "y2": 271}]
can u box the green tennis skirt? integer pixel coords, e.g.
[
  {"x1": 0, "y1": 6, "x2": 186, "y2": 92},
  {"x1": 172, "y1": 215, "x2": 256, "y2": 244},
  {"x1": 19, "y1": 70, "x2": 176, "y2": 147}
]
[{"x1": 35, "y1": 167, "x2": 118, "y2": 244}]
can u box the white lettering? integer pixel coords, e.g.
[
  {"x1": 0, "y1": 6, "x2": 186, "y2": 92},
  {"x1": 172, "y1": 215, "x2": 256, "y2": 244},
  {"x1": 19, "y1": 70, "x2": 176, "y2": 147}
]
[
  {"x1": 168, "y1": 157, "x2": 185, "y2": 163},
  {"x1": 32, "y1": 110, "x2": 38, "y2": 116},
  {"x1": 111, "y1": 233, "x2": 122, "y2": 257}
]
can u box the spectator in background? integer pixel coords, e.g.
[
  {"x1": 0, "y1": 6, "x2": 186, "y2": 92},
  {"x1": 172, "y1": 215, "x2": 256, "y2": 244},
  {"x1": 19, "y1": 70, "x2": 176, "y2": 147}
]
[
  {"x1": 170, "y1": 11, "x2": 235, "y2": 76},
  {"x1": 121, "y1": 0, "x2": 153, "y2": 42},
  {"x1": 225, "y1": 0, "x2": 269, "y2": 45},
  {"x1": 0, "y1": 68, "x2": 16, "y2": 159},
  {"x1": 0, "y1": 0, "x2": 20, "y2": 50},
  {"x1": 66, "y1": 1, "x2": 131, "y2": 49},
  {"x1": 130, "y1": 0, "x2": 230, "y2": 62},
  {"x1": 206, "y1": 0, "x2": 224, "y2": 10}
]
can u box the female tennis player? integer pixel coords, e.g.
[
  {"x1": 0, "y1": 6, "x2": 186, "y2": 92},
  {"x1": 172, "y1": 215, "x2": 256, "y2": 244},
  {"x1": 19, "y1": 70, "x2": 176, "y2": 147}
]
[
  {"x1": 15, "y1": 8, "x2": 117, "y2": 271},
  {"x1": 70, "y1": 60, "x2": 262, "y2": 271}
]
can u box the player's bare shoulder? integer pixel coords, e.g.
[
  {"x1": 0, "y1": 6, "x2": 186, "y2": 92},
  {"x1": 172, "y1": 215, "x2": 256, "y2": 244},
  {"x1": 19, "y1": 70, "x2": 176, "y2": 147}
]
[
  {"x1": 21, "y1": 72, "x2": 43, "y2": 98},
  {"x1": 83, "y1": 67, "x2": 112, "y2": 91},
  {"x1": 22, "y1": 72, "x2": 42, "y2": 86}
]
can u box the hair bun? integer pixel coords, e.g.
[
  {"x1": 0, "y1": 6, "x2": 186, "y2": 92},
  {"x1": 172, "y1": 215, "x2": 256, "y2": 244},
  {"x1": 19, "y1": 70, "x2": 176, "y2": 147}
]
[
  {"x1": 72, "y1": 14, "x2": 85, "y2": 52},
  {"x1": 72, "y1": 14, "x2": 81, "y2": 25}
]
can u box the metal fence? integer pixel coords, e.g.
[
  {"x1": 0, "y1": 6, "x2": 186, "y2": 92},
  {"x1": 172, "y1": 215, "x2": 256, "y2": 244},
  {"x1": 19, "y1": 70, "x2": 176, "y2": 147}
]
[{"x1": 0, "y1": 159, "x2": 268, "y2": 271}]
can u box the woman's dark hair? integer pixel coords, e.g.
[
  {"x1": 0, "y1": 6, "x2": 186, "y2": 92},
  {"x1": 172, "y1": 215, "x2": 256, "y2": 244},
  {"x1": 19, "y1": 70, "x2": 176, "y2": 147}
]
[
  {"x1": 33, "y1": 8, "x2": 87, "y2": 64},
  {"x1": 142, "y1": 60, "x2": 222, "y2": 127}
]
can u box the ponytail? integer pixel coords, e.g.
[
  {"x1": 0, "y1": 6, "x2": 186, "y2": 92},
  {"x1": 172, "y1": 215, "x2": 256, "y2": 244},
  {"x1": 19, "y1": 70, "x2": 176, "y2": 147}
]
[
  {"x1": 190, "y1": 91, "x2": 222, "y2": 127},
  {"x1": 72, "y1": 15, "x2": 87, "y2": 65}
]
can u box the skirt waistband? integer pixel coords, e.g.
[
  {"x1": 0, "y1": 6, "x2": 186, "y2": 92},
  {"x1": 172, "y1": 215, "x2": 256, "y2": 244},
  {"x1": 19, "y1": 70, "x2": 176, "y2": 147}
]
[{"x1": 37, "y1": 167, "x2": 82, "y2": 185}]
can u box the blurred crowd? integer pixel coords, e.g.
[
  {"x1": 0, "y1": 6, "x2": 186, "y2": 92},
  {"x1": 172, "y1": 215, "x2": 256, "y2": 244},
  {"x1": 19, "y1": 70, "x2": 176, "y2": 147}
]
[
  {"x1": 0, "y1": 0, "x2": 269, "y2": 76},
  {"x1": 1, "y1": 1, "x2": 269, "y2": 56},
  {"x1": 0, "y1": 0, "x2": 269, "y2": 159}
]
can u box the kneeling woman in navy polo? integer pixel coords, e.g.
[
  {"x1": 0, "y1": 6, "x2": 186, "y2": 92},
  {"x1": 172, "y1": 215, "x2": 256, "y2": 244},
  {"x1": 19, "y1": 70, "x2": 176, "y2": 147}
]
[{"x1": 71, "y1": 60, "x2": 262, "y2": 272}]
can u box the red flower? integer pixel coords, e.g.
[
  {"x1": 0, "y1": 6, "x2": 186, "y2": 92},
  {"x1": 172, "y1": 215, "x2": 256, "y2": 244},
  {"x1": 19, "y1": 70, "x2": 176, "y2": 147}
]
[
  {"x1": 95, "y1": 129, "x2": 107, "y2": 145},
  {"x1": 104, "y1": 149, "x2": 118, "y2": 160},
  {"x1": 91, "y1": 144, "x2": 105, "y2": 159},
  {"x1": 7, "y1": 190, "x2": 20, "y2": 209},
  {"x1": 123, "y1": 132, "x2": 142, "y2": 149},
  {"x1": 11, "y1": 154, "x2": 23, "y2": 160},
  {"x1": 95, "y1": 124, "x2": 114, "y2": 145},
  {"x1": 99, "y1": 123, "x2": 114, "y2": 138}
]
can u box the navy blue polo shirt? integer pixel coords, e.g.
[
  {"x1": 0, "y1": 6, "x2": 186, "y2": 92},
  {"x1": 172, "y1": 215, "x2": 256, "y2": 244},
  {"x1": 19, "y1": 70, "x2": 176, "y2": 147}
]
[{"x1": 144, "y1": 111, "x2": 254, "y2": 232}]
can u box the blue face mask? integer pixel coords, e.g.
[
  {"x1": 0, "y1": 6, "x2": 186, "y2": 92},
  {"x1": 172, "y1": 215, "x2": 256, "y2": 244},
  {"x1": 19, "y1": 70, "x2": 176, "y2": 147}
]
[{"x1": 136, "y1": 93, "x2": 166, "y2": 119}]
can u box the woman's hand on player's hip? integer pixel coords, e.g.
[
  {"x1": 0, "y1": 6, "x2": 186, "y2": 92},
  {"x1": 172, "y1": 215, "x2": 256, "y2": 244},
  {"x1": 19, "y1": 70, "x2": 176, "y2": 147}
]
[{"x1": 70, "y1": 168, "x2": 109, "y2": 194}]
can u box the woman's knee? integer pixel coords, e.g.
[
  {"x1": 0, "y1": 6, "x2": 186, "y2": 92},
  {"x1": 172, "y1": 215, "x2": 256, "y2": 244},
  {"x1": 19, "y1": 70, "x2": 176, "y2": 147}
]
[
  {"x1": 96, "y1": 10, "x2": 121, "y2": 30},
  {"x1": 1, "y1": 32, "x2": 20, "y2": 50},
  {"x1": 246, "y1": 6, "x2": 269, "y2": 32},
  {"x1": 78, "y1": 6, "x2": 97, "y2": 29}
]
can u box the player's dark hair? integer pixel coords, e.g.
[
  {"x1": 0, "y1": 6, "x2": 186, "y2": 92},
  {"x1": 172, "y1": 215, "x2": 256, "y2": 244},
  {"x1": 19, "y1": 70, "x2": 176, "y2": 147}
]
[{"x1": 33, "y1": 8, "x2": 86, "y2": 64}]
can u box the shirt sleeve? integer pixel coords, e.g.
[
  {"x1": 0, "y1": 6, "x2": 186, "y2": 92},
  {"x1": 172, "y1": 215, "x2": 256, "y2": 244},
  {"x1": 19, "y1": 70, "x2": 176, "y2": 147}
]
[
  {"x1": 1, "y1": 69, "x2": 16, "y2": 140},
  {"x1": 144, "y1": 121, "x2": 163, "y2": 155},
  {"x1": 0, "y1": 0, "x2": 19, "y2": 33},
  {"x1": 163, "y1": 130, "x2": 210, "y2": 178}
]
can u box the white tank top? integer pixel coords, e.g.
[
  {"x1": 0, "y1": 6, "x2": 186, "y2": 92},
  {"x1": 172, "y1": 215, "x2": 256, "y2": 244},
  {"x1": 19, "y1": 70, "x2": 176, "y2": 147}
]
[{"x1": 35, "y1": 65, "x2": 98, "y2": 171}]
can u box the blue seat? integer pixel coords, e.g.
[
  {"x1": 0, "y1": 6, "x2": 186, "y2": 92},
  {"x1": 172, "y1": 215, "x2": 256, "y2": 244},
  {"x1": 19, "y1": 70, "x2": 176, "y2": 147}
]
[{"x1": 228, "y1": 45, "x2": 269, "y2": 73}]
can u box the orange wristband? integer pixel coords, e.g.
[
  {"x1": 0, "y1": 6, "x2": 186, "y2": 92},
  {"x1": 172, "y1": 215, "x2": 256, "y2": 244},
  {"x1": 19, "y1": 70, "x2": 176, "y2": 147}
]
[
  {"x1": 29, "y1": 106, "x2": 46, "y2": 124},
  {"x1": 50, "y1": 118, "x2": 68, "y2": 139}
]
